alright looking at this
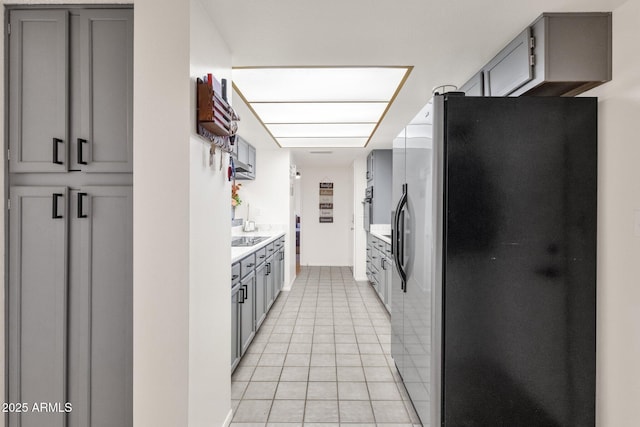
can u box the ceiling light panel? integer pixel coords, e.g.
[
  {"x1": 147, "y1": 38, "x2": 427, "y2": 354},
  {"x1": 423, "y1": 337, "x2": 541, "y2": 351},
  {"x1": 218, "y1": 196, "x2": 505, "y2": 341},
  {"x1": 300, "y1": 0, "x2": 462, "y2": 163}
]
[
  {"x1": 234, "y1": 67, "x2": 407, "y2": 102},
  {"x1": 266, "y1": 123, "x2": 375, "y2": 138},
  {"x1": 277, "y1": 138, "x2": 368, "y2": 148},
  {"x1": 252, "y1": 102, "x2": 387, "y2": 124}
]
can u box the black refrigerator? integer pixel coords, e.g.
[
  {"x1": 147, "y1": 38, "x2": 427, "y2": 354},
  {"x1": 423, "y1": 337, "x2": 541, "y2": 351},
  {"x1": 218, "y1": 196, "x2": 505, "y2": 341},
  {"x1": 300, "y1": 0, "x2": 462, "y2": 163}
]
[{"x1": 391, "y1": 94, "x2": 596, "y2": 427}]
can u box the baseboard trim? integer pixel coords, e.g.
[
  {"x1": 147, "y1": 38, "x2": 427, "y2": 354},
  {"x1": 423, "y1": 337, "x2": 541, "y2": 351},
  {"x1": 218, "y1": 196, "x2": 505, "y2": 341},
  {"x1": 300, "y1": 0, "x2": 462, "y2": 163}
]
[{"x1": 222, "y1": 408, "x2": 233, "y2": 427}]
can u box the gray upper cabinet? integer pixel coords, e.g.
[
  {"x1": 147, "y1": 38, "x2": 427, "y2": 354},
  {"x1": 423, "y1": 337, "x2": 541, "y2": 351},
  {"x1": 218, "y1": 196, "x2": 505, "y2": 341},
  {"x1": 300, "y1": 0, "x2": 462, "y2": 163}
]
[
  {"x1": 464, "y1": 13, "x2": 612, "y2": 97},
  {"x1": 68, "y1": 187, "x2": 133, "y2": 427},
  {"x1": 459, "y1": 71, "x2": 484, "y2": 96},
  {"x1": 9, "y1": 10, "x2": 69, "y2": 173},
  {"x1": 9, "y1": 8, "x2": 133, "y2": 174},
  {"x1": 511, "y1": 13, "x2": 612, "y2": 96},
  {"x1": 234, "y1": 135, "x2": 256, "y2": 180},
  {"x1": 366, "y1": 150, "x2": 393, "y2": 225},
  {"x1": 78, "y1": 9, "x2": 133, "y2": 173},
  {"x1": 8, "y1": 186, "x2": 68, "y2": 427},
  {"x1": 483, "y1": 28, "x2": 533, "y2": 97}
]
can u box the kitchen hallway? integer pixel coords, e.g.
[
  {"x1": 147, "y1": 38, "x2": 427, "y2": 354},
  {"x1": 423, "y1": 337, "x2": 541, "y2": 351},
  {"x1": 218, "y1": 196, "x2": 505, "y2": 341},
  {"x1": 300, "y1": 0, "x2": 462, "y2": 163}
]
[{"x1": 230, "y1": 266, "x2": 421, "y2": 425}]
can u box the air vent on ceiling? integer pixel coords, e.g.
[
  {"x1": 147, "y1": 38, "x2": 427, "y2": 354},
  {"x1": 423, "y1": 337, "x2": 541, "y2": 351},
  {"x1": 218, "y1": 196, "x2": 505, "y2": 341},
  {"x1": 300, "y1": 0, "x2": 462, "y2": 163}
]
[{"x1": 309, "y1": 151, "x2": 333, "y2": 154}]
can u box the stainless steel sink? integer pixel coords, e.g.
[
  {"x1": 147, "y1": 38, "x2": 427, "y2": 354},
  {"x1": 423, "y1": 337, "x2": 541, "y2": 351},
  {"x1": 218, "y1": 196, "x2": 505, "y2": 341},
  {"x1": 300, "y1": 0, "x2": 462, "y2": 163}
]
[{"x1": 231, "y1": 236, "x2": 269, "y2": 247}]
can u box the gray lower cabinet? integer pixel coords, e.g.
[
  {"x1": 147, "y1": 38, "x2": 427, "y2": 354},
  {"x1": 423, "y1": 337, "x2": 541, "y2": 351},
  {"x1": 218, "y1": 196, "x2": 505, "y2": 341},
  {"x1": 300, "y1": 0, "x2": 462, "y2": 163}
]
[
  {"x1": 9, "y1": 186, "x2": 133, "y2": 427},
  {"x1": 231, "y1": 235, "x2": 285, "y2": 371},
  {"x1": 366, "y1": 234, "x2": 392, "y2": 313},
  {"x1": 255, "y1": 263, "x2": 267, "y2": 329},
  {"x1": 231, "y1": 284, "x2": 240, "y2": 371},
  {"x1": 8, "y1": 187, "x2": 67, "y2": 427},
  {"x1": 266, "y1": 255, "x2": 275, "y2": 310},
  {"x1": 239, "y1": 272, "x2": 256, "y2": 355},
  {"x1": 9, "y1": 8, "x2": 133, "y2": 174}
]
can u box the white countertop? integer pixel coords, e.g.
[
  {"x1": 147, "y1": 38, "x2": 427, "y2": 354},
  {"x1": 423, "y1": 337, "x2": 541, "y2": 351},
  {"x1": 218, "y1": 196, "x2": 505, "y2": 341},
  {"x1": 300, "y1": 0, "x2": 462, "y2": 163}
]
[
  {"x1": 231, "y1": 231, "x2": 285, "y2": 263},
  {"x1": 370, "y1": 231, "x2": 391, "y2": 245}
]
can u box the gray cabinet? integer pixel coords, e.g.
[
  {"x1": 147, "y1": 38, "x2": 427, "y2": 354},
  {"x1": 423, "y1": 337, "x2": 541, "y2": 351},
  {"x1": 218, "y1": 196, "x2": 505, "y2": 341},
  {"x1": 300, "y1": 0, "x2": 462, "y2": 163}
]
[
  {"x1": 8, "y1": 187, "x2": 68, "y2": 427},
  {"x1": 231, "y1": 234, "x2": 285, "y2": 371},
  {"x1": 459, "y1": 71, "x2": 484, "y2": 96},
  {"x1": 366, "y1": 150, "x2": 393, "y2": 225},
  {"x1": 231, "y1": 284, "x2": 240, "y2": 371},
  {"x1": 365, "y1": 234, "x2": 392, "y2": 313},
  {"x1": 234, "y1": 136, "x2": 256, "y2": 180},
  {"x1": 7, "y1": 7, "x2": 133, "y2": 427},
  {"x1": 9, "y1": 8, "x2": 133, "y2": 174},
  {"x1": 239, "y1": 272, "x2": 256, "y2": 355},
  {"x1": 68, "y1": 186, "x2": 133, "y2": 427},
  {"x1": 483, "y1": 28, "x2": 533, "y2": 97},
  {"x1": 255, "y1": 263, "x2": 267, "y2": 329},
  {"x1": 76, "y1": 9, "x2": 133, "y2": 173},
  {"x1": 9, "y1": 186, "x2": 133, "y2": 427},
  {"x1": 462, "y1": 13, "x2": 612, "y2": 97},
  {"x1": 9, "y1": 10, "x2": 69, "y2": 173},
  {"x1": 266, "y1": 255, "x2": 275, "y2": 310},
  {"x1": 276, "y1": 238, "x2": 285, "y2": 292}
]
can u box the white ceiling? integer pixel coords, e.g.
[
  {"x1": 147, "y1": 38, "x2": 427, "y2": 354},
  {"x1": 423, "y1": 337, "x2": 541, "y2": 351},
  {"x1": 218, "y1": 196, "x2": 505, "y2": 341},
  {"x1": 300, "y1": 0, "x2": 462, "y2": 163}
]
[{"x1": 206, "y1": 0, "x2": 625, "y2": 166}]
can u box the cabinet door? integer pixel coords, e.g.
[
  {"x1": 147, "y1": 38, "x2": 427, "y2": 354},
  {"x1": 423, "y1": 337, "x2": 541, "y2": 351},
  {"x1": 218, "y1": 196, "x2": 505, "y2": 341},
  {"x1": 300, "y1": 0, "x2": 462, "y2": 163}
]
[
  {"x1": 9, "y1": 186, "x2": 68, "y2": 427},
  {"x1": 9, "y1": 10, "x2": 68, "y2": 173},
  {"x1": 68, "y1": 186, "x2": 132, "y2": 427},
  {"x1": 255, "y1": 264, "x2": 267, "y2": 329},
  {"x1": 248, "y1": 145, "x2": 256, "y2": 176},
  {"x1": 460, "y1": 71, "x2": 484, "y2": 96},
  {"x1": 238, "y1": 138, "x2": 249, "y2": 166},
  {"x1": 483, "y1": 28, "x2": 533, "y2": 96},
  {"x1": 366, "y1": 152, "x2": 374, "y2": 182},
  {"x1": 240, "y1": 273, "x2": 256, "y2": 355},
  {"x1": 78, "y1": 9, "x2": 133, "y2": 173},
  {"x1": 279, "y1": 249, "x2": 285, "y2": 291},
  {"x1": 231, "y1": 285, "x2": 240, "y2": 370},
  {"x1": 266, "y1": 259, "x2": 275, "y2": 310}
]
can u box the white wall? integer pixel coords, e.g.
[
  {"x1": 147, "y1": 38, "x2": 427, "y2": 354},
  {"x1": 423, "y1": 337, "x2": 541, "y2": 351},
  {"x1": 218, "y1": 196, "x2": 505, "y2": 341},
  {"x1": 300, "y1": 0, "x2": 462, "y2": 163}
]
[
  {"x1": 239, "y1": 148, "x2": 295, "y2": 288},
  {"x1": 132, "y1": 1, "x2": 192, "y2": 426},
  {"x1": 585, "y1": 0, "x2": 640, "y2": 424},
  {"x1": 352, "y1": 156, "x2": 368, "y2": 280},
  {"x1": 299, "y1": 166, "x2": 354, "y2": 266},
  {"x1": 189, "y1": 0, "x2": 232, "y2": 425}
]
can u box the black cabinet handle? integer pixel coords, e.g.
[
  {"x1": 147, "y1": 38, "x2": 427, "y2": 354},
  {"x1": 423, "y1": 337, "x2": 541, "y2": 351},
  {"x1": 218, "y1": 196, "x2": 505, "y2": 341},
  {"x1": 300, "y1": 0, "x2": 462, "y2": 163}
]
[
  {"x1": 77, "y1": 192, "x2": 88, "y2": 218},
  {"x1": 259, "y1": 255, "x2": 266, "y2": 259},
  {"x1": 232, "y1": 274, "x2": 239, "y2": 280},
  {"x1": 77, "y1": 138, "x2": 88, "y2": 165},
  {"x1": 266, "y1": 263, "x2": 271, "y2": 274},
  {"x1": 243, "y1": 284, "x2": 248, "y2": 301},
  {"x1": 52, "y1": 138, "x2": 63, "y2": 165},
  {"x1": 238, "y1": 287, "x2": 245, "y2": 303},
  {"x1": 246, "y1": 263, "x2": 255, "y2": 268},
  {"x1": 52, "y1": 193, "x2": 63, "y2": 219}
]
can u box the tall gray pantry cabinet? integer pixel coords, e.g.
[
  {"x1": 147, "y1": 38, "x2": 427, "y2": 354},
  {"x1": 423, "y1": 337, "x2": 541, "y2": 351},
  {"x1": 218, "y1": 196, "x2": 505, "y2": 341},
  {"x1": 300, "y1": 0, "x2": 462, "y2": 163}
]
[{"x1": 6, "y1": 7, "x2": 133, "y2": 427}]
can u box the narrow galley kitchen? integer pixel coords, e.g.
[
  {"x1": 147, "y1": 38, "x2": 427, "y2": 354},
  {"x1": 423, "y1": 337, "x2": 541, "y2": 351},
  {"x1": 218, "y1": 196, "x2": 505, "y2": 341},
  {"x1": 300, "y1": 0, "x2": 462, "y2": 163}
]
[{"x1": 231, "y1": 266, "x2": 420, "y2": 425}]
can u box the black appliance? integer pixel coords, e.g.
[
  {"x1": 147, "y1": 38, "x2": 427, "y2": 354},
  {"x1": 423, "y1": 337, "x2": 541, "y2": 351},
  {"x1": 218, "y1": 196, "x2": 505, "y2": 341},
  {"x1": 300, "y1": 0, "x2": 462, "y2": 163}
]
[{"x1": 391, "y1": 94, "x2": 597, "y2": 426}]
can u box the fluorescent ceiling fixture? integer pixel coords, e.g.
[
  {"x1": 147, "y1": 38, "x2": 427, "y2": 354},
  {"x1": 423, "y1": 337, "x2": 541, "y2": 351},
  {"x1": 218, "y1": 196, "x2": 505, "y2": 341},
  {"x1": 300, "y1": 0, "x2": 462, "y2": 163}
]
[
  {"x1": 252, "y1": 102, "x2": 387, "y2": 124},
  {"x1": 278, "y1": 138, "x2": 368, "y2": 148},
  {"x1": 233, "y1": 67, "x2": 408, "y2": 102},
  {"x1": 266, "y1": 123, "x2": 375, "y2": 138},
  {"x1": 233, "y1": 66, "x2": 412, "y2": 148}
]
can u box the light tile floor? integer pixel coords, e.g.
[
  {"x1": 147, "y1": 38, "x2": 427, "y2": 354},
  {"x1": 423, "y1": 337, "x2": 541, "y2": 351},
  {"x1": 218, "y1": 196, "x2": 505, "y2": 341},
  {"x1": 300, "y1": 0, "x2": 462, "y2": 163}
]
[{"x1": 231, "y1": 266, "x2": 421, "y2": 427}]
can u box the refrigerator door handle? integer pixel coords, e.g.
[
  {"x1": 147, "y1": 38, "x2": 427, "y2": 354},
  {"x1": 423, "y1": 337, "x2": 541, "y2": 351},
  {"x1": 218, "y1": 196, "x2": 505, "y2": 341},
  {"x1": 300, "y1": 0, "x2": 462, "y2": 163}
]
[{"x1": 393, "y1": 183, "x2": 408, "y2": 288}]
